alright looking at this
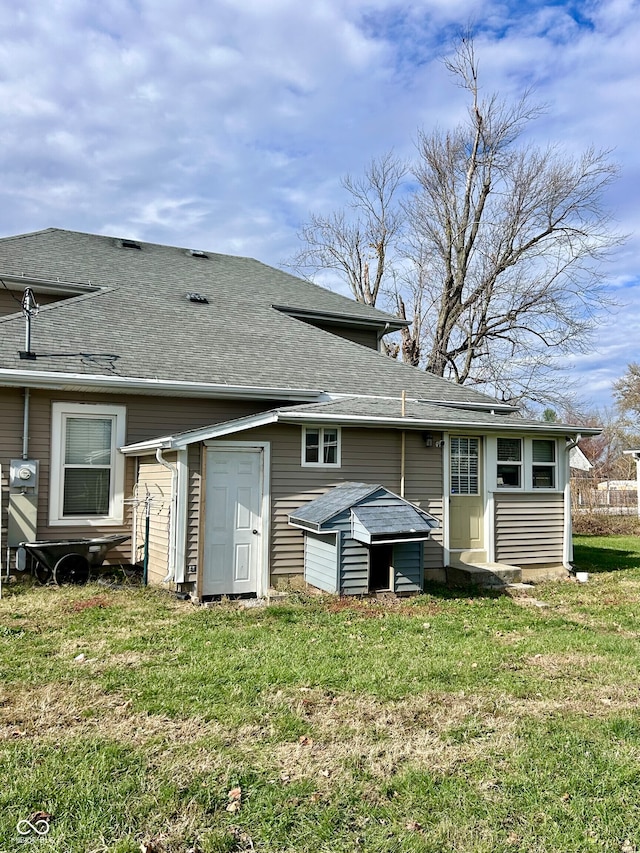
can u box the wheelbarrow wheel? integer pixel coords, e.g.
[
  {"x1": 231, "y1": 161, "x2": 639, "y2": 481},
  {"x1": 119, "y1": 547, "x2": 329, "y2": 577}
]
[
  {"x1": 33, "y1": 560, "x2": 53, "y2": 585},
  {"x1": 53, "y1": 554, "x2": 90, "y2": 586}
]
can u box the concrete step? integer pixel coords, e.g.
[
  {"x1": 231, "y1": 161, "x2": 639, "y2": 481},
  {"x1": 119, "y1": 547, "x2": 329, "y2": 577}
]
[{"x1": 447, "y1": 562, "x2": 522, "y2": 589}]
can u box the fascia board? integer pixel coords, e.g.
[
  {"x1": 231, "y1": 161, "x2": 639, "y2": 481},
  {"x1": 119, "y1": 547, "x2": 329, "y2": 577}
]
[
  {"x1": 287, "y1": 518, "x2": 321, "y2": 532},
  {"x1": 277, "y1": 410, "x2": 601, "y2": 436},
  {"x1": 271, "y1": 304, "x2": 409, "y2": 331},
  {"x1": 0, "y1": 272, "x2": 100, "y2": 294},
  {"x1": 120, "y1": 411, "x2": 281, "y2": 455},
  {"x1": 0, "y1": 369, "x2": 322, "y2": 401}
]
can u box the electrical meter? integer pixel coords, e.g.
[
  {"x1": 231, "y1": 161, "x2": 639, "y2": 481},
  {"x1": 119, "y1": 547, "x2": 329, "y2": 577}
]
[{"x1": 9, "y1": 459, "x2": 39, "y2": 489}]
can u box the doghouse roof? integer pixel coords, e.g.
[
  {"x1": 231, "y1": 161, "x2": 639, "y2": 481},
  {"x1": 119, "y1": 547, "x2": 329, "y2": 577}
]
[{"x1": 288, "y1": 482, "x2": 439, "y2": 543}]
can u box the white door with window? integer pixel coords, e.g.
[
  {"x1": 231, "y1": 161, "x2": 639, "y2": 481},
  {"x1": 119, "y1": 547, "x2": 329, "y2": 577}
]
[{"x1": 203, "y1": 447, "x2": 264, "y2": 596}]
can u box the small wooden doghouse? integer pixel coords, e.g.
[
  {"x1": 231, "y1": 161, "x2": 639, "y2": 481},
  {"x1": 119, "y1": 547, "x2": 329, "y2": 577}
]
[{"x1": 289, "y1": 482, "x2": 439, "y2": 595}]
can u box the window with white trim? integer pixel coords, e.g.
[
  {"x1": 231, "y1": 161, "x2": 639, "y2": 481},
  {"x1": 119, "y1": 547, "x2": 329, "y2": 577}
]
[
  {"x1": 497, "y1": 437, "x2": 522, "y2": 488},
  {"x1": 50, "y1": 403, "x2": 126, "y2": 525},
  {"x1": 492, "y1": 436, "x2": 558, "y2": 491},
  {"x1": 532, "y1": 439, "x2": 556, "y2": 489},
  {"x1": 302, "y1": 426, "x2": 341, "y2": 467}
]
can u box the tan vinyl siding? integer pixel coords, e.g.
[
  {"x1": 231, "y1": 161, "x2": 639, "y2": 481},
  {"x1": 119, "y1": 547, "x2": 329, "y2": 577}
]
[
  {"x1": 206, "y1": 424, "x2": 445, "y2": 583},
  {"x1": 0, "y1": 389, "x2": 25, "y2": 569},
  {"x1": 494, "y1": 492, "x2": 565, "y2": 565},
  {"x1": 403, "y1": 431, "x2": 444, "y2": 571},
  {"x1": 0, "y1": 290, "x2": 66, "y2": 317},
  {"x1": 309, "y1": 322, "x2": 380, "y2": 350},
  {"x1": 186, "y1": 444, "x2": 202, "y2": 578},
  {"x1": 134, "y1": 454, "x2": 174, "y2": 584},
  {"x1": 0, "y1": 387, "x2": 277, "y2": 564}
]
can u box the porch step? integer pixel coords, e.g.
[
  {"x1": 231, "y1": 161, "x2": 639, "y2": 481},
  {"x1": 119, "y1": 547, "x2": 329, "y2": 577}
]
[{"x1": 447, "y1": 562, "x2": 522, "y2": 589}]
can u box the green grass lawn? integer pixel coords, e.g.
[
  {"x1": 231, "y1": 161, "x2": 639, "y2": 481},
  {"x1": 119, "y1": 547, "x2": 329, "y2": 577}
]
[{"x1": 1, "y1": 535, "x2": 640, "y2": 852}]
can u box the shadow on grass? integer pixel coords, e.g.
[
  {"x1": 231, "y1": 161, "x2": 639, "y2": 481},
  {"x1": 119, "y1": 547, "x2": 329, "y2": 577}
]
[
  {"x1": 572, "y1": 543, "x2": 640, "y2": 574},
  {"x1": 420, "y1": 581, "x2": 505, "y2": 600}
]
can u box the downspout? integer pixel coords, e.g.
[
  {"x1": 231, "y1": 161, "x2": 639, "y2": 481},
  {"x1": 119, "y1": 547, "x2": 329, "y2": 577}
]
[
  {"x1": 7, "y1": 387, "x2": 31, "y2": 578},
  {"x1": 565, "y1": 434, "x2": 582, "y2": 452},
  {"x1": 378, "y1": 322, "x2": 391, "y2": 354},
  {"x1": 563, "y1": 435, "x2": 582, "y2": 570},
  {"x1": 22, "y1": 388, "x2": 30, "y2": 458},
  {"x1": 400, "y1": 391, "x2": 406, "y2": 498},
  {"x1": 156, "y1": 448, "x2": 178, "y2": 583}
]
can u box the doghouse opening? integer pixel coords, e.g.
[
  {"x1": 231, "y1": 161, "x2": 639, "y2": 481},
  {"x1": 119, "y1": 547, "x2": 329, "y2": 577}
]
[{"x1": 369, "y1": 544, "x2": 393, "y2": 591}]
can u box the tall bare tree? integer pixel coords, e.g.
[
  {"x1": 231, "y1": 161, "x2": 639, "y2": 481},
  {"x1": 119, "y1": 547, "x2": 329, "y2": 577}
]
[
  {"x1": 407, "y1": 38, "x2": 621, "y2": 402},
  {"x1": 291, "y1": 151, "x2": 406, "y2": 309},
  {"x1": 291, "y1": 37, "x2": 622, "y2": 406}
]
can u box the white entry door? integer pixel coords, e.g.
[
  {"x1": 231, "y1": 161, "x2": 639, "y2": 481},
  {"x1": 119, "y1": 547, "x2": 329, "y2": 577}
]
[{"x1": 203, "y1": 447, "x2": 263, "y2": 596}]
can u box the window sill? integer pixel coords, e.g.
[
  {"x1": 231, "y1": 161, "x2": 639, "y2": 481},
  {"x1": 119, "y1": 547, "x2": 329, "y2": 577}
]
[
  {"x1": 302, "y1": 463, "x2": 341, "y2": 469},
  {"x1": 48, "y1": 517, "x2": 124, "y2": 527}
]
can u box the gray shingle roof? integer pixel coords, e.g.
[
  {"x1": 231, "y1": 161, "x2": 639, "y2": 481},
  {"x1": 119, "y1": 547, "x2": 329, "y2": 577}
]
[
  {"x1": 288, "y1": 481, "x2": 439, "y2": 540},
  {"x1": 0, "y1": 228, "x2": 500, "y2": 407},
  {"x1": 274, "y1": 397, "x2": 593, "y2": 433},
  {"x1": 289, "y1": 482, "x2": 379, "y2": 527},
  {"x1": 351, "y1": 505, "x2": 438, "y2": 538}
]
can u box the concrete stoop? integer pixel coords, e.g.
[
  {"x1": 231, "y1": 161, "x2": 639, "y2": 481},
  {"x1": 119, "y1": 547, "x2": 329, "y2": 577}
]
[{"x1": 446, "y1": 561, "x2": 522, "y2": 589}]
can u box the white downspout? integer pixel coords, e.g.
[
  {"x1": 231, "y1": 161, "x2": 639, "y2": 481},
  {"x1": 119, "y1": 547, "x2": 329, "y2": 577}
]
[
  {"x1": 563, "y1": 435, "x2": 582, "y2": 569},
  {"x1": 156, "y1": 448, "x2": 178, "y2": 583},
  {"x1": 22, "y1": 388, "x2": 30, "y2": 459}
]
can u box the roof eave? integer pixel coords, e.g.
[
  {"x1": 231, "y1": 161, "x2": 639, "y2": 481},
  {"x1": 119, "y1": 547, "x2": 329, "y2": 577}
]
[
  {"x1": 0, "y1": 369, "x2": 323, "y2": 402},
  {"x1": 120, "y1": 410, "x2": 281, "y2": 455},
  {"x1": 277, "y1": 411, "x2": 601, "y2": 436},
  {"x1": 272, "y1": 304, "x2": 409, "y2": 332},
  {"x1": 0, "y1": 272, "x2": 100, "y2": 295}
]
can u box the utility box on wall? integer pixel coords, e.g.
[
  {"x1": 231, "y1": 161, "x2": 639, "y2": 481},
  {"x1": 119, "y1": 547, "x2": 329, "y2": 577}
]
[
  {"x1": 7, "y1": 458, "x2": 39, "y2": 547},
  {"x1": 9, "y1": 459, "x2": 39, "y2": 490}
]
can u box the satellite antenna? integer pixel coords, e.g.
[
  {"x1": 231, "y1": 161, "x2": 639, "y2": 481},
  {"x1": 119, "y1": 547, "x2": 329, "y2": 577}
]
[{"x1": 19, "y1": 287, "x2": 39, "y2": 360}]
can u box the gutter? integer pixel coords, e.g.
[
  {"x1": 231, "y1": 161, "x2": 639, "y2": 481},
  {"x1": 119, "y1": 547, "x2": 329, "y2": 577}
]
[
  {"x1": 0, "y1": 368, "x2": 322, "y2": 401},
  {"x1": 120, "y1": 410, "x2": 281, "y2": 455},
  {"x1": 0, "y1": 272, "x2": 100, "y2": 294},
  {"x1": 323, "y1": 392, "x2": 519, "y2": 413},
  {"x1": 271, "y1": 304, "x2": 409, "y2": 331},
  {"x1": 277, "y1": 411, "x2": 602, "y2": 436}
]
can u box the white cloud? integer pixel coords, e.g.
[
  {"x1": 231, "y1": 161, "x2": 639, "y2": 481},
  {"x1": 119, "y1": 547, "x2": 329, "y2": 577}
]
[{"x1": 0, "y1": 0, "x2": 638, "y2": 408}]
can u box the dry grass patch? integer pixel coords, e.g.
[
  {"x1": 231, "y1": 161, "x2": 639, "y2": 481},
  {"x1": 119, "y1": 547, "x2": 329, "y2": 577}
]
[{"x1": 0, "y1": 681, "x2": 224, "y2": 748}]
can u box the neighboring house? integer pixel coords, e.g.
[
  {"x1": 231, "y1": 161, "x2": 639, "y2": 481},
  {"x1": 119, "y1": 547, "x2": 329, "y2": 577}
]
[
  {"x1": 569, "y1": 446, "x2": 593, "y2": 473},
  {"x1": 0, "y1": 229, "x2": 599, "y2": 596}
]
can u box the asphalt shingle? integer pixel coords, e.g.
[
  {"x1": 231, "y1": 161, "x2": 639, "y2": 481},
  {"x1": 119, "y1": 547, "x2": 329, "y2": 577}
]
[{"x1": 0, "y1": 228, "x2": 502, "y2": 406}]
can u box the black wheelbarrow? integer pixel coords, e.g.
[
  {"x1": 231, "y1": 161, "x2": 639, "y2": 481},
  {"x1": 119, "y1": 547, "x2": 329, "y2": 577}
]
[{"x1": 20, "y1": 535, "x2": 131, "y2": 585}]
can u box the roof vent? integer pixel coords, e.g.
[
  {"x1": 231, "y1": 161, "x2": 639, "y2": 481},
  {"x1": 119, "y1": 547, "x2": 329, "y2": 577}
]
[
  {"x1": 186, "y1": 292, "x2": 209, "y2": 304},
  {"x1": 188, "y1": 249, "x2": 209, "y2": 259},
  {"x1": 118, "y1": 239, "x2": 142, "y2": 250}
]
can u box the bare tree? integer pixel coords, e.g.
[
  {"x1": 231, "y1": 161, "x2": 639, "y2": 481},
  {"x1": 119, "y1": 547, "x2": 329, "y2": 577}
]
[
  {"x1": 406, "y1": 37, "x2": 621, "y2": 402},
  {"x1": 291, "y1": 37, "x2": 622, "y2": 406},
  {"x1": 290, "y1": 152, "x2": 406, "y2": 309}
]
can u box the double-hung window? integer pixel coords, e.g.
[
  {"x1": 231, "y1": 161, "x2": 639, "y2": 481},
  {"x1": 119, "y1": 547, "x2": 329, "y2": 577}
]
[
  {"x1": 532, "y1": 439, "x2": 556, "y2": 489},
  {"x1": 493, "y1": 436, "x2": 558, "y2": 490},
  {"x1": 302, "y1": 426, "x2": 341, "y2": 467},
  {"x1": 50, "y1": 403, "x2": 126, "y2": 525},
  {"x1": 497, "y1": 438, "x2": 522, "y2": 488}
]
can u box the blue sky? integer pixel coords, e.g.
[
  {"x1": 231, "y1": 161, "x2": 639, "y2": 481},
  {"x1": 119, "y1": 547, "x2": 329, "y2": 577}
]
[{"x1": 0, "y1": 0, "x2": 638, "y2": 412}]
